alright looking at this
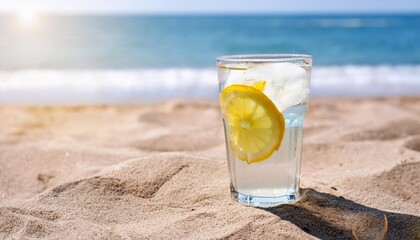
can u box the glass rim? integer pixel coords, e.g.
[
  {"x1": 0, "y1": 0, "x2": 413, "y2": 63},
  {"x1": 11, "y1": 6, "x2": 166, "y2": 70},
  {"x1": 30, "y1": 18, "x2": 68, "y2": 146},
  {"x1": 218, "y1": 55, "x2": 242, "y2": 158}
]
[{"x1": 217, "y1": 54, "x2": 312, "y2": 64}]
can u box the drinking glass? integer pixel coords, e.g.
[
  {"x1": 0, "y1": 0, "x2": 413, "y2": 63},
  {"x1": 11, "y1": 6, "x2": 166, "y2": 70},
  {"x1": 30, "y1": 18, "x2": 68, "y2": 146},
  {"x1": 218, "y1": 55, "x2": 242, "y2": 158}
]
[{"x1": 217, "y1": 54, "x2": 312, "y2": 208}]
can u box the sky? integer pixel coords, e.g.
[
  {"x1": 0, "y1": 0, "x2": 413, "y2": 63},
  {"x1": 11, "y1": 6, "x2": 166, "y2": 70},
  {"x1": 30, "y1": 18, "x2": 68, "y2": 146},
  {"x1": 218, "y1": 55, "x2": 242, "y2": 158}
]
[{"x1": 1, "y1": 0, "x2": 420, "y2": 14}]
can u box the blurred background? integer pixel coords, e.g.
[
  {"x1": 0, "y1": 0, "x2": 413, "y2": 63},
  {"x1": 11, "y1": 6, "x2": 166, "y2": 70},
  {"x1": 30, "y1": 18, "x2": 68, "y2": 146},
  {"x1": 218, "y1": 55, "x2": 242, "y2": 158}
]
[{"x1": 1, "y1": 0, "x2": 419, "y2": 104}]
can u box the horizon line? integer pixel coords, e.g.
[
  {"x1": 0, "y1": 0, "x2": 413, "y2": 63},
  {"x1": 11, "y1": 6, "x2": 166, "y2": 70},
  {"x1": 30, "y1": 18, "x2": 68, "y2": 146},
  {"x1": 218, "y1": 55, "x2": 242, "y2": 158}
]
[{"x1": 1, "y1": 11, "x2": 420, "y2": 16}]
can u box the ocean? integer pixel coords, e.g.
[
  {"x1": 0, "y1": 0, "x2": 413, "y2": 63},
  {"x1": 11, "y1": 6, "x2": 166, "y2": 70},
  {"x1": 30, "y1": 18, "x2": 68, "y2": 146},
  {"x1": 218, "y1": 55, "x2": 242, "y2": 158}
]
[{"x1": 1, "y1": 14, "x2": 419, "y2": 103}]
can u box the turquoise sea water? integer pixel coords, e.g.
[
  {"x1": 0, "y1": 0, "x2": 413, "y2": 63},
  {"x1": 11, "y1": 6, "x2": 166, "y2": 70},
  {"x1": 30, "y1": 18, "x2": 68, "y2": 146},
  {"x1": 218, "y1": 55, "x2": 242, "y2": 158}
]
[
  {"x1": 1, "y1": 14, "x2": 419, "y2": 69},
  {"x1": 0, "y1": 14, "x2": 419, "y2": 103}
]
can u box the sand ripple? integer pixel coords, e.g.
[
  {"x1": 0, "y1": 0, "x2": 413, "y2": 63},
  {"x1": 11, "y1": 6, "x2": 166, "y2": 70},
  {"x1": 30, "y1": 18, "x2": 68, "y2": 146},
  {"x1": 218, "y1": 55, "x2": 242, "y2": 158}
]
[{"x1": 0, "y1": 98, "x2": 419, "y2": 239}]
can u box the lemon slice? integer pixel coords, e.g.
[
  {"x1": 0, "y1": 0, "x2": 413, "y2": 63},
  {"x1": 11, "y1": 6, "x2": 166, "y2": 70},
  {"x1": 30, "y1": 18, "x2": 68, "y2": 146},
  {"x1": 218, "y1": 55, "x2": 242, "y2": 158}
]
[
  {"x1": 220, "y1": 84, "x2": 285, "y2": 164},
  {"x1": 251, "y1": 80, "x2": 266, "y2": 91}
]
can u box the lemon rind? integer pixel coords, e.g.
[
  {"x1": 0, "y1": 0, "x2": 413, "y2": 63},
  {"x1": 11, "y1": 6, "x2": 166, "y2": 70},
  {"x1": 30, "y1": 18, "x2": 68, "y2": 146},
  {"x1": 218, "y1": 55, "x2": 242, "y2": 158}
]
[{"x1": 220, "y1": 84, "x2": 286, "y2": 164}]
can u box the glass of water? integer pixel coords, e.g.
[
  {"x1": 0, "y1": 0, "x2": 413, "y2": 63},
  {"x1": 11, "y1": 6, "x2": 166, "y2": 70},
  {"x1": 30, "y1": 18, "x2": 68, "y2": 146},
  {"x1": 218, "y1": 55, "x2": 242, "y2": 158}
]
[{"x1": 217, "y1": 54, "x2": 312, "y2": 208}]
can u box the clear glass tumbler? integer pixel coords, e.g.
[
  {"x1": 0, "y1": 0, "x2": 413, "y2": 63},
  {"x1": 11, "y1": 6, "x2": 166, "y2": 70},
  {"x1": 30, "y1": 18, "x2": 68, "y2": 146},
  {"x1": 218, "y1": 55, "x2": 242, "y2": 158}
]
[{"x1": 217, "y1": 54, "x2": 312, "y2": 208}]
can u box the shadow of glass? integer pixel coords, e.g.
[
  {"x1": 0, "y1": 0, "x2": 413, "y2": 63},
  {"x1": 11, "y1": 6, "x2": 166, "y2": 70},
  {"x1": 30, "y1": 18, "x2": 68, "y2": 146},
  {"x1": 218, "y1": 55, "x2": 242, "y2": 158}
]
[{"x1": 265, "y1": 189, "x2": 420, "y2": 240}]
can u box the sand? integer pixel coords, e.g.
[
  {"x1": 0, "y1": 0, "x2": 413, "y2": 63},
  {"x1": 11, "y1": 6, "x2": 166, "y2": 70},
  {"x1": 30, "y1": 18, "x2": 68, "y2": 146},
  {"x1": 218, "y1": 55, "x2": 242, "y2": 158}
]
[{"x1": 0, "y1": 98, "x2": 419, "y2": 239}]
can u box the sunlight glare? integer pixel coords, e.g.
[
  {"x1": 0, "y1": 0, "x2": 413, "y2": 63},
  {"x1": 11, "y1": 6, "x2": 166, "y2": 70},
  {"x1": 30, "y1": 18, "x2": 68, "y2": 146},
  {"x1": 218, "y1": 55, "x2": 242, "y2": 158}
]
[{"x1": 18, "y1": 10, "x2": 39, "y2": 27}]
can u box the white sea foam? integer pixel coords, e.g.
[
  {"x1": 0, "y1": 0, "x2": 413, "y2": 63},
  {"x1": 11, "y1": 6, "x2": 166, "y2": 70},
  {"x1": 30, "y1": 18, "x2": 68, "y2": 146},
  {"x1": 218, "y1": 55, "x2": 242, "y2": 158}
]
[{"x1": 0, "y1": 65, "x2": 419, "y2": 104}]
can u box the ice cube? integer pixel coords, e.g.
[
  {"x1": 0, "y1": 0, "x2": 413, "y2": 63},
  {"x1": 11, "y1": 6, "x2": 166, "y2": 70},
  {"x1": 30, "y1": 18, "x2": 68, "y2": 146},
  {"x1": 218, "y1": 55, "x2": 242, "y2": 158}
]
[
  {"x1": 224, "y1": 68, "x2": 248, "y2": 87},
  {"x1": 223, "y1": 62, "x2": 309, "y2": 112},
  {"x1": 277, "y1": 89, "x2": 309, "y2": 112},
  {"x1": 247, "y1": 62, "x2": 307, "y2": 85},
  {"x1": 251, "y1": 63, "x2": 308, "y2": 111}
]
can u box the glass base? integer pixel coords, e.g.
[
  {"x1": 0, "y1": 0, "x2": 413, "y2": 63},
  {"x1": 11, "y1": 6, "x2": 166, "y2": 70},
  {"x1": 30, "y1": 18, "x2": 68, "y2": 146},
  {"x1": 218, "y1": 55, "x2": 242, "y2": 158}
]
[{"x1": 231, "y1": 190, "x2": 299, "y2": 208}]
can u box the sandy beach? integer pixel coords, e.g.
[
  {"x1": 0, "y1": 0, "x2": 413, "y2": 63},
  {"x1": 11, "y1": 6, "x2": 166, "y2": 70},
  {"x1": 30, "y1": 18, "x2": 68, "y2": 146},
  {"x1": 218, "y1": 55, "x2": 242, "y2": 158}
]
[{"x1": 0, "y1": 97, "x2": 419, "y2": 239}]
